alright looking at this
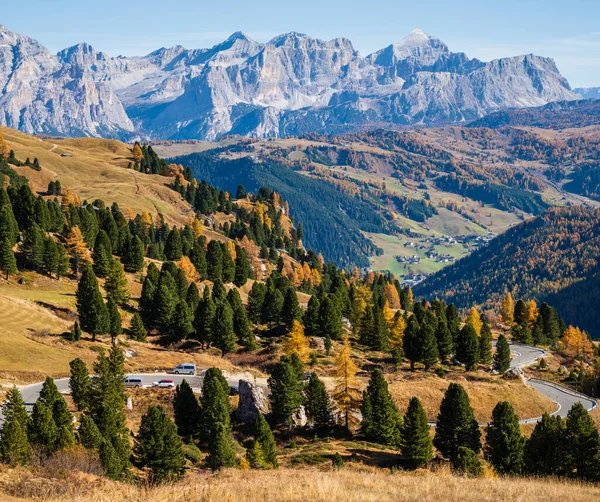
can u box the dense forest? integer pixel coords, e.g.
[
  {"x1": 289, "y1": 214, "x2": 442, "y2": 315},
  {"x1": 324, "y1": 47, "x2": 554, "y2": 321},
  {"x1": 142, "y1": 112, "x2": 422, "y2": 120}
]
[
  {"x1": 169, "y1": 152, "x2": 389, "y2": 268},
  {"x1": 414, "y1": 206, "x2": 600, "y2": 338}
]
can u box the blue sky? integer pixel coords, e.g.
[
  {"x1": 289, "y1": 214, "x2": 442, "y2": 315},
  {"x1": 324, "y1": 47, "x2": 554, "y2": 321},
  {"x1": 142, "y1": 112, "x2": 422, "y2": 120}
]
[{"x1": 3, "y1": 0, "x2": 600, "y2": 87}]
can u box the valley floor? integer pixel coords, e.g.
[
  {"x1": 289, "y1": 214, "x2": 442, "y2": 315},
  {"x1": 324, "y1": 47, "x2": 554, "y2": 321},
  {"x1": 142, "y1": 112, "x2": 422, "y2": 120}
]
[{"x1": 1, "y1": 465, "x2": 599, "y2": 502}]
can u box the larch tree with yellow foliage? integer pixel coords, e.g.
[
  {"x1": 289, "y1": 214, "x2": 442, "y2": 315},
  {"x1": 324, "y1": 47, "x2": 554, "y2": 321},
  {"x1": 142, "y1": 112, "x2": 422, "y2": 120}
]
[
  {"x1": 384, "y1": 283, "x2": 401, "y2": 309},
  {"x1": 561, "y1": 326, "x2": 595, "y2": 361},
  {"x1": 66, "y1": 225, "x2": 90, "y2": 276},
  {"x1": 525, "y1": 300, "x2": 539, "y2": 329},
  {"x1": 61, "y1": 187, "x2": 76, "y2": 211},
  {"x1": 466, "y1": 307, "x2": 483, "y2": 336},
  {"x1": 0, "y1": 131, "x2": 8, "y2": 159},
  {"x1": 283, "y1": 320, "x2": 310, "y2": 364},
  {"x1": 132, "y1": 142, "x2": 143, "y2": 164},
  {"x1": 334, "y1": 336, "x2": 360, "y2": 429},
  {"x1": 389, "y1": 312, "x2": 406, "y2": 369},
  {"x1": 500, "y1": 292, "x2": 514, "y2": 325},
  {"x1": 191, "y1": 219, "x2": 204, "y2": 239}
]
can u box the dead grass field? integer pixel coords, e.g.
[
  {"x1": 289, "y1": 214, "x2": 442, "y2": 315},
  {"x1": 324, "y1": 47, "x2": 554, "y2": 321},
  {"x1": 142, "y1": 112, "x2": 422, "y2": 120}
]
[{"x1": 0, "y1": 465, "x2": 599, "y2": 502}]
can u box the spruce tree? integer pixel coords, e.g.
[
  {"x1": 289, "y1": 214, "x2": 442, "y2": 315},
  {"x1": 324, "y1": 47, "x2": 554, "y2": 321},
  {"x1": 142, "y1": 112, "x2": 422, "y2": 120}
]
[
  {"x1": 246, "y1": 439, "x2": 267, "y2": 469},
  {"x1": 485, "y1": 401, "x2": 525, "y2": 474},
  {"x1": 433, "y1": 383, "x2": 481, "y2": 461},
  {"x1": 193, "y1": 288, "x2": 216, "y2": 348},
  {"x1": 281, "y1": 287, "x2": 301, "y2": 330},
  {"x1": 479, "y1": 320, "x2": 493, "y2": 365},
  {"x1": 453, "y1": 446, "x2": 483, "y2": 477},
  {"x1": 129, "y1": 312, "x2": 147, "y2": 341},
  {"x1": 154, "y1": 283, "x2": 177, "y2": 333},
  {"x1": 305, "y1": 372, "x2": 333, "y2": 431},
  {"x1": 268, "y1": 356, "x2": 305, "y2": 426},
  {"x1": 303, "y1": 295, "x2": 321, "y2": 338},
  {"x1": 0, "y1": 387, "x2": 29, "y2": 466},
  {"x1": 0, "y1": 237, "x2": 17, "y2": 280},
  {"x1": 403, "y1": 315, "x2": 421, "y2": 370},
  {"x1": 164, "y1": 229, "x2": 183, "y2": 261},
  {"x1": 0, "y1": 199, "x2": 19, "y2": 246},
  {"x1": 69, "y1": 357, "x2": 92, "y2": 411},
  {"x1": 221, "y1": 243, "x2": 235, "y2": 283},
  {"x1": 206, "y1": 240, "x2": 223, "y2": 282},
  {"x1": 233, "y1": 246, "x2": 250, "y2": 287},
  {"x1": 173, "y1": 379, "x2": 201, "y2": 441},
  {"x1": 564, "y1": 402, "x2": 600, "y2": 480},
  {"x1": 92, "y1": 230, "x2": 113, "y2": 277},
  {"x1": 319, "y1": 295, "x2": 343, "y2": 342},
  {"x1": 252, "y1": 414, "x2": 278, "y2": 468},
  {"x1": 514, "y1": 299, "x2": 527, "y2": 326},
  {"x1": 71, "y1": 321, "x2": 82, "y2": 341},
  {"x1": 262, "y1": 288, "x2": 283, "y2": 327},
  {"x1": 494, "y1": 335, "x2": 511, "y2": 373},
  {"x1": 105, "y1": 259, "x2": 129, "y2": 306},
  {"x1": 420, "y1": 313, "x2": 439, "y2": 370},
  {"x1": 28, "y1": 401, "x2": 57, "y2": 453},
  {"x1": 134, "y1": 405, "x2": 186, "y2": 483},
  {"x1": 186, "y1": 282, "x2": 200, "y2": 312},
  {"x1": 42, "y1": 237, "x2": 59, "y2": 278},
  {"x1": 523, "y1": 413, "x2": 566, "y2": 476},
  {"x1": 123, "y1": 235, "x2": 144, "y2": 273},
  {"x1": 207, "y1": 422, "x2": 237, "y2": 470},
  {"x1": 213, "y1": 300, "x2": 236, "y2": 356},
  {"x1": 228, "y1": 288, "x2": 254, "y2": 349},
  {"x1": 168, "y1": 300, "x2": 193, "y2": 342},
  {"x1": 76, "y1": 263, "x2": 109, "y2": 340},
  {"x1": 361, "y1": 368, "x2": 403, "y2": 447},
  {"x1": 53, "y1": 396, "x2": 75, "y2": 450},
  {"x1": 436, "y1": 317, "x2": 454, "y2": 363},
  {"x1": 247, "y1": 281, "x2": 266, "y2": 323},
  {"x1": 456, "y1": 325, "x2": 479, "y2": 371},
  {"x1": 401, "y1": 397, "x2": 433, "y2": 469},
  {"x1": 78, "y1": 414, "x2": 103, "y2": 449}
]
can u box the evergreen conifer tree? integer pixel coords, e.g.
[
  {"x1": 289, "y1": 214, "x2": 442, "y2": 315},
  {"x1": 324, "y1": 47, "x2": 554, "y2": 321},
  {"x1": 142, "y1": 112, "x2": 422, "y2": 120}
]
[
  {"x1": 401, "y1": 397, "x2": 433, "y2": 469},
  {"x1": 456, "y1": 325, "x2": 479, "y2": 371},
  {"x1": 281, "y1": 287, "x2": 301, "y2": 330},
  {"x1": 247, "y1": 281, "x2": 266, "y2": 323},
  {"x1": 234, "y1": 246, "x2": 250, "y2": 287},
  {"x1": 361, "y1": 368, "x2": 403, "y2": 447},
  {"x1": 0, "y1": 387, "x2": 29, "y2": 466},
  {"x1": 186, "y1": 282, "x2": 201, "y2": 312},
  {"x1": 433, "y1": 383, "x2": 481, "y2": 461},
  {"x1": 123, "y1": 235, "x2": 144, "y2": 273},
  {"x1": 129, "y1": 312, "x2": 147, "y2": 341},
  {"x1": 105, "y1": 259, "x2": 129, "y2": 306},
  {"x1": 479, "y1": 320, "x2": 493, "y2": 365},
  {"x1": 523, "y1": 413, "x2": 566, "y2": 476},
  {"x1": 173, "y1": 379, "x2": 201, "y2": 441},
  {"x1": 69, "y1": 358, "x2": 92, "y2": 411},
  {"x1": 494, "y1": 334, "x2": 511, "y2": 373},
  {"x1": 268, "y1": 356, "x2": 305, "y2": 426},
  {"x1": 78, "y1": 414, "x2": 103, "y2": 449},
  {"x1": 0, "y1": 237, "x2": 17, "y2": 280},
  {"x1": 134, "y1": 405, "x2": 186, "y2": 483},
  {"x1": 212, "y1": 300, "x2": 236, "y2": 356},
  {"x1": 453, "y1": 446, "x2": 483, "y2": 477},
  {"x1": 206, "y1": 240, "x2": 223, "y2": 282},
  {"x1": 92, "y1": 230, "x2": 112, "y2": 277},
  {"x1": 169, "y1": 300, "x2": 193, "y2": 342},
  {"x1": 403, "y1": 315, "x2": 421, "y2": 370},
  {"x1": 76, "y1": 263, "x2": 109, "y2": 340},
  {"x1": 164, "y1": 229, "x2": 183, "y2": 261},
  {"x1": 485, "y1": 401, "x2": 525, "y2": 474},
  {"x1": 436, "y1": 317, "x2": 454, "y2": 363},
  {"x1": 107, "y1": 298, "x2": 123, "y2": 342},
  {"x1": 252, "y1": 414, "x2": 278, "y2": 468},
  {"x1": 305, "y1": 372, "x2": 333, "y2": 431},
  {"x1": 564, "y1": 402, "x2": 600, "y2": 480},
  {"x1": 221, "y1": 243, "x2": 235, "y2": 283},
  {"x1": 303, "y1": 295, "x2": 321, "y2": 338},
  {"x1": 193, "y1": 288, "x2": 216, "y2": 348}
]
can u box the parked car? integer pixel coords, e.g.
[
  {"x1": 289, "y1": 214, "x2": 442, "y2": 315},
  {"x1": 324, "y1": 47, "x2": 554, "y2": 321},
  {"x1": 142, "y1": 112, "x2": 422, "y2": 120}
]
[
  {"x1": 152, "y1": 379, "x2": 176, "y2": 389},
  {"x1": 124, "y1": 376, "x2": 143, "y2": 388},
  {"x1": 172, "y1": 363, "x2": 196, "y2": 375}
]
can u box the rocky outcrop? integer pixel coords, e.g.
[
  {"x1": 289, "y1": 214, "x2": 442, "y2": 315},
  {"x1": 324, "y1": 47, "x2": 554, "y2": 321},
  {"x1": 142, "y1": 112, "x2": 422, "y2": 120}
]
[
  {"x1": 0, "y1": 25, "x2": 578, "y2": 140},
  {"x1": 235, "y1": 379, "x2": 269, "y2": 423}
]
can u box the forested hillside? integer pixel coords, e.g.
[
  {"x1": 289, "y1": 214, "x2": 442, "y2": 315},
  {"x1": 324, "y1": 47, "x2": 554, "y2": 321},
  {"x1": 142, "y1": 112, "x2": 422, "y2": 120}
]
[{"x1": 414, "y1": 206, "x2": 600, "y2": 337}]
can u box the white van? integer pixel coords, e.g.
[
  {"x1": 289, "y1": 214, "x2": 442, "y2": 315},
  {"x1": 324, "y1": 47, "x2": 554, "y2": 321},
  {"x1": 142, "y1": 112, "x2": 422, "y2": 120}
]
[
  {"x1": 124, "y1": 376, "x2": 143, "y2": 388},
  {"x1": 173, "y1": 363, "x2": 196, "y2": 375}
]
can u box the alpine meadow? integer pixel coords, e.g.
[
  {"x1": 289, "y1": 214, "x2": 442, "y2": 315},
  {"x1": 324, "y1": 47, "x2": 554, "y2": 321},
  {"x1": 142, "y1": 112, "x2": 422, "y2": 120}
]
[{"x1": 1, "y1": 3, "x2": 600, "y2": 501}]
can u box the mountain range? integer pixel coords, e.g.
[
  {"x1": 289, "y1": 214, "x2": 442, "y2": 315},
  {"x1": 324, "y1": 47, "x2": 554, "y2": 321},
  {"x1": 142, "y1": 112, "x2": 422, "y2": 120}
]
[{"x1": 0, "y1": 25, "x2": 578, "y2": 140}]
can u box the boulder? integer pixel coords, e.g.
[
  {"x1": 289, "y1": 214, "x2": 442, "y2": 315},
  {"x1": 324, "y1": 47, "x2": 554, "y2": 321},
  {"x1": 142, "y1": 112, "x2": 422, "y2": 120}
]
[
  {"x1": 309, "y1": 337, "x2": 326, "y2": 351},
  {"x1": 504, "y1": 366, "x2": 524, "y2": 380},
  {"x1": 292, "y1": 405, "x2": 308, "y2": 428},
  {"x1": 235, "y1": 379, "x2": 270, "y2": 423}
]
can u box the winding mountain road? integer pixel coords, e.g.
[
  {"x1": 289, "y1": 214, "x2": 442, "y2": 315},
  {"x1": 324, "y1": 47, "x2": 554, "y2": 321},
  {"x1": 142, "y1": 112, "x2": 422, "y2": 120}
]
[{"x1": 7, "y1": 343, "x2": 597, "y2": 425}]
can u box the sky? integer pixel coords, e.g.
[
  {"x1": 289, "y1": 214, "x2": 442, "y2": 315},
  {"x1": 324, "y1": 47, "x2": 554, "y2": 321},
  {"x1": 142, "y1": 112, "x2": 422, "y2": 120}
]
[{"x1": 3, "y1": 0, "x2": 600, "y2": 87}]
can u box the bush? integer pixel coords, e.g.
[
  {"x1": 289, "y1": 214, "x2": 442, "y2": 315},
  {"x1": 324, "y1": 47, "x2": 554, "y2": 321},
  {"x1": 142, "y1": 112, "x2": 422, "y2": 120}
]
[
  {"x1": 452, "y1": 447, "x2": 483, "y2": 477},
  {"x1": 435, "y1": 367, "x2": 447, "y2": 379},
  {"x1": 182, "y1": 443, "x2": 203, "y2": 464},
  {"x1": 332, "y1": 452, "x2": 344, "y2": 469}
]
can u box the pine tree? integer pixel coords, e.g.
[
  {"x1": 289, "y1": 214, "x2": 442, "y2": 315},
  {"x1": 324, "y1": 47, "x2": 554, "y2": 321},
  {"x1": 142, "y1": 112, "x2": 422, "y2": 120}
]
[
  {"x1": 494, "y1": 334, "x2": 511, "y2": 373},
  {"x1": 42, "y1": 237, "x2": 59, "y2": 278},
  {"x1": 305, "y1": 372, "x2": 333, "y2": 431},
  {"x1": 164, "y1": 229, "x2": 183, "y2": 261},
  {"x1": 433, "y1": 383, "x2": 481, "y2": 461},
  {"x1": 403, "y1": 315, "x2": 421, "y2": 370},
  {"x1": 173, "y1": 379, "x2": 201, "y2": 441},
  {"x1": 252, "y1": 414, "x2": 278, "y2": 468},
  {"x1": 154, "y1": 283, "x2": 177, "y2": 333},
  {"x1": 28, "y1": 401, "x2": 57, "y2": 452},
  {"x1": 207, "y1": 422, "x2": 237, "y2": 470},
  {"x1": 69, "y1": 358, "x2": 92, "y2": 411},
  {"x1": 105, "y1": 259, "x2": 129, "y2": 306},
  {"x1": 71, "y1": 321, "x2": 82, "y2": 341},
  {"x1": 107, "y1": 298, "x2": 123, "y2": 342},
  {"x1": 563, "y1": 402, "x2": 600, "y2": 480},
  {"x1": 233, "y1": 246, "x2": 250, "y2": 287},
  {"x1": 193, "y1": 288, "x2": 216, "y2": 348},
  {"x1": 401, "y1": 397, "x2": 433, "y2": 469},
  {"x1": 0, "y1": 237, "x2": 17, "y2": 280},
  {"x1": 206, "y1": 240, "x2": 223, "y2": 282},
  {"x1": 456, "y1": 325, "x2": 479, "y2": 371},
  {"x1": 268, "y1": 356, "x2": 305, "y2": 426},
  {"x1": 0, "y1": 200, "x2": 19, "y2": 247},
  {"x1": 479, "y1": 320, "x2": 492, "y2": 365},
  {"x1": 281, "y1": 287, "x2": 301, "y2": 330},
  {"x1": 436, "y1": 317, "x2": 453, "y2": 363},
  {"x1": 0, "y1": 387, "x2": 29, "y2": 466},
  {"x1": 420, "y1": 311, "x2": 439, "y2": 370},
  {"x1": 213, "y1": 300, "x2": 236, "y2": 356},
  {"x1": 78, "y1": 414, "x2": 103, "y2": 449},
  {"x1": 186, "y1": 282, "x2": 200, "y2": 312},
  {"x1": 361, "y1": 368, "x2": 402, "y2": 447},
  {"x1": 500, "y1": 292, "x2": 514, "y2": 325},
  {"x1": 129, "y1": 312, "x2": 147, "y2": 341},
  {"x1": 92, "y1": 230, "x2": 112, "y2": 277},
  {"x1": 169, "y1": 300, "x2": 193, "y2": 342},
  {"x1": 135, "y1": 405, "x2": 186, "y2": 483},
  {"x1": 53, "y1": 396, "x2": 75, "y2": 450},
  {"x1": 389, "y1": 311, "x2": 406, "y2": 369},
  {"x1": 485, "y1": 401, "x2": 525, "y2": 474},
  {"x1": 76, "y1": 263, "x2": 109, "y2": 340},
  {"x1": 303, "y1": 295, "x2": 321, "y2": 338},
  {"x1": 247, "y1": 281, "x2": 266, "y2": 323},
  {"x1": 524, "y1": 413, "x2": 566, "y2": 476},
  {"x1": 283, "y1": 320, "x2": 310, "y2": 364},
  {"x1": 514, "y1": 299, "x2": 527, "y2": 326},
  {"x1": 246, "y1": 439, "x2": 267, "y2": 469},
  {"x1": 221, "y1": 242, "x2": 235, "y2": 283},
  {"x1": 319, "y1": 295, "x2": 343, "y2": 342},
  {"x1": 123, "y1": 235, "x2": 144, "y2": 273}
]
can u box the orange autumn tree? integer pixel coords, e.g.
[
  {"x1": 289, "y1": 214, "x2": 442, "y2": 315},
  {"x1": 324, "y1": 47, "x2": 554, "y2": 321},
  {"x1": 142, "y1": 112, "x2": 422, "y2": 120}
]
[
  {"x1": 561, "y1": 326, "x2": 595, "y2": 361},
  {"x1": 66, "y1": 225, "x2": 89, "y2": 276},
  {"x1": 334, "y1": 336, "x2": 360, "y2": 429},
  {"x1": 132, "y1": 143, "x2": 143, "y2": 164},
  {"x1": 283, "y1": 320, "x2": 309, "y2": 363},
  {"x1": 383, "y1": 283, "x2": 401, "y2": 309}
]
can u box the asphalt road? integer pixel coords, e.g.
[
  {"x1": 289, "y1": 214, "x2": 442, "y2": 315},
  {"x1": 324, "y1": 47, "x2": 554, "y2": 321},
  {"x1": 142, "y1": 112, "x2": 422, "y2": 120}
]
[{"x1": 8, "y1": 343, "x2": 597, "y2": 424}]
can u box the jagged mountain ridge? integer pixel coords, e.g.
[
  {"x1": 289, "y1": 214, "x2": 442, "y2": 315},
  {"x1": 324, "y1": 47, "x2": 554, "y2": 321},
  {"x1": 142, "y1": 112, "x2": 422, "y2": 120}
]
[{"x1": 0, "y1": 25, "x2": 577, "y2": 140}]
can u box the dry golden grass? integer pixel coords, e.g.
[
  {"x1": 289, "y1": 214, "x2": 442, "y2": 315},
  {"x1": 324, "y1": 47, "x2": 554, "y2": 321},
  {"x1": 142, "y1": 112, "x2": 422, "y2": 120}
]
[
  {"x1": 1, "y1": 127, "x2": 193, "y2": 226},
  {"x1": 388, "y1": 372, "x2": 555, "y2": 423},
  {"x1": 0, "y1": 465, "x2": 599, "y2": 502}
]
